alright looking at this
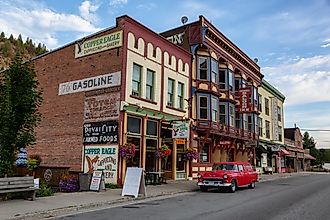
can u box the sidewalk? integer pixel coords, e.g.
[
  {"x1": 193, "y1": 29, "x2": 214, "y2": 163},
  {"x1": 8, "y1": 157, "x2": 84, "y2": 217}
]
[{"x1": 0, "y1": 172, "x2": 310, "y2": 220}]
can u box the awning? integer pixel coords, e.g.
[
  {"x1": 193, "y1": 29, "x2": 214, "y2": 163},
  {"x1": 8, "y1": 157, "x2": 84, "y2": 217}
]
[
  {"x1": 280, "y1": 149, "x2": 290, "y2": 155},
  {"x1": 256, "y1": 145, "x2": 268, "y2": 154},
  {"x1": 304, "y1": 154, "x2": 316, "y2": 160}
]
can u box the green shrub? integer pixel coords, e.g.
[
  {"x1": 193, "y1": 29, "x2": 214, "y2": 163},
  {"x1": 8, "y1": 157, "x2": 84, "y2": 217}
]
[
  {"x1": 36, "y1": 179, "x2": 53, "y2": 197},
  {"x1": 105, "y1": 183, "x2": 121, "y2": 189}
]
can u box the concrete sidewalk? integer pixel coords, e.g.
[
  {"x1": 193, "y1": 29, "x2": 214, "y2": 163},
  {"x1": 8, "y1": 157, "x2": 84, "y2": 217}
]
[{"x1": 0, "y1": 172, "x2": 311, "y2": 220}]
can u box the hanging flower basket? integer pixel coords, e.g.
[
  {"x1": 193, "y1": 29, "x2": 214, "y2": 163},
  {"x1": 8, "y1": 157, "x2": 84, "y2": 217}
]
[
  {"x1": 155, "y1": 144, "x2": 172, "y2": 158},
  {"x1": 183, "y1": 148, "x2": 199, "y2": 161},
  {"x1": 119, "y1": 143, "x2": 136, "y2": 159}
]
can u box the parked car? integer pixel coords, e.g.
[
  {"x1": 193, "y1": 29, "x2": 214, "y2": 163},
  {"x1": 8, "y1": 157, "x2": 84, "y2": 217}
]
[{"x1": 197, "y1": 162, "x2": 258, "y2": 193}]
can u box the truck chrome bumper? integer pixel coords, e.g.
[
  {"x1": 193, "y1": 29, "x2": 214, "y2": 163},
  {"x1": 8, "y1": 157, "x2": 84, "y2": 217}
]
[{"x1": 198, "y1": 181, "x2": 231, "y2": 187}]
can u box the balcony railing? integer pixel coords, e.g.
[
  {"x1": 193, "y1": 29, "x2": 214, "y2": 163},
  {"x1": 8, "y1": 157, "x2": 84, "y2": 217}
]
[{"x1": 196, "y1": 120, "x2": 257, "y2": 140}]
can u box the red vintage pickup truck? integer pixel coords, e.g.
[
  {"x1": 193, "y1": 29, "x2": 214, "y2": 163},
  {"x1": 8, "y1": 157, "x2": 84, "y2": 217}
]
[{"x1": 197, "y1": 162, "x2": 258, "y2": 193}]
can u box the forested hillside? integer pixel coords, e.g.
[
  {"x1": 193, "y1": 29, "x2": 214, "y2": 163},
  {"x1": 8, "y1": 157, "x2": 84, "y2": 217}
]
[{"x1": 0, "y1": 32, "x2": 47, "y2": 70}]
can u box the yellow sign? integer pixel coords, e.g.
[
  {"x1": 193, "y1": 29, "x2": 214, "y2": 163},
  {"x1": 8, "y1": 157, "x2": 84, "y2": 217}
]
[
  {"x1": 176, "y1": 139, "x2": 185, "y2": 144},
  {"x1": 75, "y1": 31, "x2": 123, "y2": 58}
]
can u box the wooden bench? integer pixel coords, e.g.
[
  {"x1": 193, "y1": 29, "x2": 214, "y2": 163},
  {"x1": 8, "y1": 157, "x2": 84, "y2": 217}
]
[{"x1": 0, "y1": 176, "x2": 37, "y2": 201}]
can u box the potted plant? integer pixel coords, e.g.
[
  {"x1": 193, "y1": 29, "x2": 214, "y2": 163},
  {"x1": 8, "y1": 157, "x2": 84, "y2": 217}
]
[
  {"x1": 156, "y1": 144, "x2": 172, "y2": 170},
  {"x1": 183, "y1": 148, "x2": 199, "y2": 161},
  {"x1": 27, "y1": 154, "x2": 42, "y2": 177},
  {"x1": 119, "y1": 143, "x2": 136, "y2": 159}
]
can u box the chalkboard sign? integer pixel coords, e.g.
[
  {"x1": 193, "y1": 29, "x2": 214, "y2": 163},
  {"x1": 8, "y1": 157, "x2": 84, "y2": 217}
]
[
  {"x1": 83, "y1": 120, "x2": 118, "y2": 145},
  {"x1": 90, "y1": 171, "x2": 103, "y2": 191},
  {"x1": 121, "y1": 167, "x2": 146, "y2": 198}
]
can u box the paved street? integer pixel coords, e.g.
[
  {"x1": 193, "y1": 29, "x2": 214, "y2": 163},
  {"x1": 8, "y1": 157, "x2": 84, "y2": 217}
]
[{"x1": 56, "y1": 173, "x2": 330, "y2": 220}]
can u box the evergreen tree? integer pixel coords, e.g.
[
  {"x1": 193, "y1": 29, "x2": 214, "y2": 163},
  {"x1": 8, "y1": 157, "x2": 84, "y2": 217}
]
[
  {"x1": 0, "y1": 32, "x2": 5, "y2": 39},
  {"x1": 303, "y1": 132, "x2": 320, "y2": 165},
  {"x1": 0, "y1": 55, "x2": 42, "y2": 177}
]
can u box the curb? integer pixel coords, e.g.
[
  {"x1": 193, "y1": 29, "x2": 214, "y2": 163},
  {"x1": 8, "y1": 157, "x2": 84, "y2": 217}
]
[{"x1": 9, "y1": 188, "x2": 199, "y2": 220}]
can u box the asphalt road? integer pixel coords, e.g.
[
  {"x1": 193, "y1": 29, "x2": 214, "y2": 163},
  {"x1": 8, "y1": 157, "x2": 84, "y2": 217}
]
[{"x1": 56, "y1": 173, "x2": 330, "y2": 220}]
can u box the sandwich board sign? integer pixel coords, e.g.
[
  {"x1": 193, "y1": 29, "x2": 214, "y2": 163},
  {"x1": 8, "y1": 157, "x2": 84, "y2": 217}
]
[
  {"x1": 90, "y1": 170, "x2": 105, "y2": 191},
  {"x1": 121, "y1": 167, "x2": 146, "y2": 198}
]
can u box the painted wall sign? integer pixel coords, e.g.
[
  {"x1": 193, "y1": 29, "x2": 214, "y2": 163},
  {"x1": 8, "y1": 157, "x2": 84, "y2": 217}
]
[
  {"x1": 75, "y1": 30, "x2": 123, "y2": 58},
  {"x1": 84, "y1": 92, "x2": 120, "y2": 122},
  {"x1": 83, "y1": 120, "x2": 118, "y2": 145},
  {"x1": 166, "y1": 32, "x2": 185, "y2": 45},
  {"x1": 238, "y1": 87, "x2": 252, "y2": 112},
  {"x1": 58, "y1": 71, "x2": 121, "y2": 95},
  {"x1": 84, "y1": 145, "x2": 118, "y2": 184},
  {"x1": 271, "y1": 97, "x2": 279, "y2": 141},
  {"x1": 172, "y1": 122, "x2": 189, "y2": 139}
]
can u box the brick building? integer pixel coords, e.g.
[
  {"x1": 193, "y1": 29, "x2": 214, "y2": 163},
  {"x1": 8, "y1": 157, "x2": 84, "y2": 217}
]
[{"x1": 29, "y1": 15, "x2": 191, "y2": 184}]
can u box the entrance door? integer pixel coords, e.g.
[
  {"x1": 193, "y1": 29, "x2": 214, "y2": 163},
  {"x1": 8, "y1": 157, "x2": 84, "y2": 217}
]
[{"x1": 176, "y1": 144, "x2": 186, "y2": 179}]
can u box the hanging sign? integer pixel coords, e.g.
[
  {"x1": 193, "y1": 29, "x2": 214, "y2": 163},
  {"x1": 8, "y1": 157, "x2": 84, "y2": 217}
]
[
  {"x1": 83, "y1": 120, "x2": 118, "y2": 145},
  {"x1": 75, "y1": 31, "x2": 123, "y2": 58},
  {"x1": 172, "y1": 122, "x2": 189, "y2": 139},
  {"x1": 238, "y1": 87, "x2": 252, "y2": 112},
  {"x1": 121, "y1": 167, "x2": 146, "y2": 198}
]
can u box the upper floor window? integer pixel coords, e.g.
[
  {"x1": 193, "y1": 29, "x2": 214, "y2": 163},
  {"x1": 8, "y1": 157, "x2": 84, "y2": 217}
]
[
  {"x1": 258, "y1": 94, "x2": 262, "y2": 112},
  {"x1": 277, "y1": 106, "x2": 282, "y2": 122},
  {"x1": 198, "y1": 57, "x2": 208, "y2": 80},
  {"x1": 243, "y1": 114, "x2": 248, "y2": 130},
  {"x1": 211, "y1": 59, "x2": 218, "y2": 83},
  {"x1": 199, "y1": 96, "x2": 209, "y2": 119},
  {"x1": 253, "y1": 87, "x2": 258, "y2": 106},
  {"x1": 228, "y1": 70, "x2": 234, "y2": 92},
  {"x1": 219, "y1": 69, "x2": 226, "y2": 89},
  {"x1": 177, "y1": 82, "x2": 184, "y2": 109},
  {"x1": 278, "y1": 126, "x2": 282, "y2": 142},
  {"x1": 235, "y1": 78, "x2": 240, "y2": 91},
  {"x1": 132, "y1": 63, "x2": 142, "y2": 97},
  {"x1": 219, "y1": 103, "x2": 227, "y2": 125},
  {"x1": 167, "y1": 78, "x2": 175, "y2": 107},
  {"x1": 248, "y1": 115, "x2": 253, "y2": 132},
  {"x1": 147, "y1": 120, "x2": 158, "y2": 136},
  {"x1": 212, "y1": 97, "x2": 218, "y2": 122},
  {"x1": 265, "y1": 98, "x2": 270, "y2": 116},
  {"x1": 229, "y1": 104, "x2": 235, "y2": 127},
  {"x1": 146, "y1": 69, "x2": 154, "y2": 100},
  {"x1": 265, "y1": 120, "x2": 270, "y2": 139},
  {"x1": 258, "y1": 117, "x2": 263, "y2": 137},
  {"x1": 235, "y1": 113, "x2": 241, "y2": 129}
]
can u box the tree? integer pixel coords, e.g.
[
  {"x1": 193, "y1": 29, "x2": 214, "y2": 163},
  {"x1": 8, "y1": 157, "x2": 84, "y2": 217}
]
[
  {"x1": 0, "y1": 54, "x2": 42, "y2": 177},
  {"x1": 303, "y1": 132, "x2": 320, "y2": 165}
]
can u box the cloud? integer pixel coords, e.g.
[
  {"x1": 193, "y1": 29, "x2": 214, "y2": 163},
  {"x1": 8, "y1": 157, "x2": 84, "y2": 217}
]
[
  {"x1": 262, "y1": 55, "x2": 330, "y2": 106},
  {"x1": 79, "y1": 0, "x2": 100, "y2": 23},
  {"x1": 136, "y1": 3, "x2": 157, "y2": 11},
  {"x1": 109, "y1": 0, "x2": 127, "y2": 7},
  {"x1": 0, "y1": 0, "x2": 101, "y2": 49}
]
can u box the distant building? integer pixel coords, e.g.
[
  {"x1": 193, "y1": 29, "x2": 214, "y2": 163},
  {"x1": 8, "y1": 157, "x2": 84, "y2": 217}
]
[{"x1": 256, "y1": 79, "x2": 286, "y2": 174}]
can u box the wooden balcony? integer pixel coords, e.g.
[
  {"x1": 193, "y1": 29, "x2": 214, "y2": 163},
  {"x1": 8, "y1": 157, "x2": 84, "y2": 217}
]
[{"x1": 196, "y1": 120, "x2": 257, "y2": 140}]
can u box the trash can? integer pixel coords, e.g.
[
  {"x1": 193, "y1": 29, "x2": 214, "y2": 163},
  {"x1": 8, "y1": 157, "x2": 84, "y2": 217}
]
[{"x1": 79, "y1": 173, "x2": 92, "y2": 191}]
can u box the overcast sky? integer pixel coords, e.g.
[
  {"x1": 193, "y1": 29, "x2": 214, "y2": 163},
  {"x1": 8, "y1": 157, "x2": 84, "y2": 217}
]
[{"x1": 1, "y1": 0, "x2": 329, "y2": 148}]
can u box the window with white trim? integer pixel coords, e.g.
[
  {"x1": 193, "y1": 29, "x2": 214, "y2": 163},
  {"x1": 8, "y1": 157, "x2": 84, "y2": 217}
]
[
  {"x1": 212, "y1": 97, "x2": 218, "y2": 122},
  {"x1": 167, "y1": 78, "x2": 174, "y2": 107},
  {"x1": 177, "y1": 82, "x2": 184, "y2": 109},
  {"x1": 211, "y1": 59, "x2": 218, "y2": 83},
  {"x1": 132, "y1": 63, "x2": 142, "y2": 96},
  {"x1": 146, "y1": 69, "x2": 154, "y2": 100}
]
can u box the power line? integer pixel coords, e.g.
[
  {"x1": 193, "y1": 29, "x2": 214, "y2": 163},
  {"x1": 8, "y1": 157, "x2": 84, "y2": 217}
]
[{"x1": 300, "y1": 129, "x2": 330, "y2": 131}]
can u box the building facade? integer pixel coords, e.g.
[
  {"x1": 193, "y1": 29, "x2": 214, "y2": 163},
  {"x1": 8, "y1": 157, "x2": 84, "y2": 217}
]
[
  {"x1": 256, "y1": 79, "x2": 286, "y2": 174},
  {"x1": 29, "y1": 15, "x2": 191, "y2": 184},
  {"x1": 284, "y1": 127, "x2": 315, "y2": 172},
  {"x1": 161, "y1": 16, "x2": 263, "y2": 179}
]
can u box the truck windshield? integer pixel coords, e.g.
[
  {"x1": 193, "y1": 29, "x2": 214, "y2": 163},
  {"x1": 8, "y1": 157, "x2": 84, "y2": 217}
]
[{"x1": 212, "y1": 164, "x2": 237, "y2": 171}]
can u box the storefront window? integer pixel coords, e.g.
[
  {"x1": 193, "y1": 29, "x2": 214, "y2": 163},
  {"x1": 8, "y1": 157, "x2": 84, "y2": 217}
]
[
  {"x1": 127, "y1": 116, "x2": 141, "y2": 134},
  {"x1": 199, "y1": 143, "x2": 210, "y2": 163},
  {"x1": 147, "y1": 120, "x2": 157, "y2": 136},
  {"x1": 146, "y1": 139, "x2": 157, "y2": 171},
  {"x1": 126, "y1": 136, "x2": 140, "y2": 167}
]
